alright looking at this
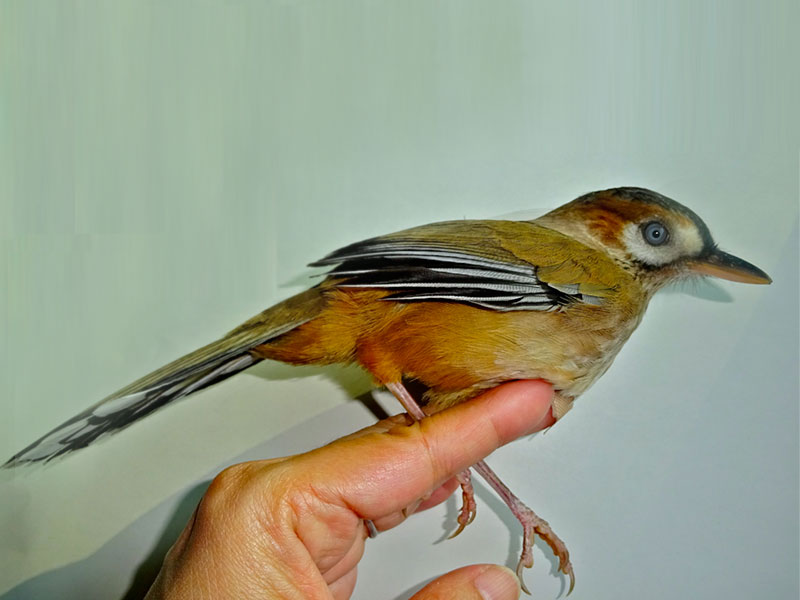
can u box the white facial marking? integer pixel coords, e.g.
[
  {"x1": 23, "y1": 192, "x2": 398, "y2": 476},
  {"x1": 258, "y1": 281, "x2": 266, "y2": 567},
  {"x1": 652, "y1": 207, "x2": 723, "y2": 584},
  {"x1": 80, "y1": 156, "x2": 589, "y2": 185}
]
[
  {"x1": 676, "y1": 221, "x2": 704, "y2": 256},
  {"x1": 621, "y1": 220, "x2": 704, "y2": 267}
]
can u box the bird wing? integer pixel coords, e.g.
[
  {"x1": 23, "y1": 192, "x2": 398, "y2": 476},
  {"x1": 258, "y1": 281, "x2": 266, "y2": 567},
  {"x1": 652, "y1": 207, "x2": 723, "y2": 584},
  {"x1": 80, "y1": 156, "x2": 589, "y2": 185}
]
[{"x1": 311, "y1": 220, "x2": 618, "y2": 311}]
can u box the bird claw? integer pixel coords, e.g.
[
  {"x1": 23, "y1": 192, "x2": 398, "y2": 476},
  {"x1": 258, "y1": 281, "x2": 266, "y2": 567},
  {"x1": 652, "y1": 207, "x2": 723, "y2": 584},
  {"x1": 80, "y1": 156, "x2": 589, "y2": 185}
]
[
  {"x1": 514, "y1": 504, "x2": 575, "y2": 596},
  {"x1": 515, "y1": 520, "x2": 535, "y2": 595},
  {"x1": 386, "y1": 382, "x2": 574, "y2": 592},
  {"x1": 448, "y1": 469, "x2": 477, "y2": 539}
]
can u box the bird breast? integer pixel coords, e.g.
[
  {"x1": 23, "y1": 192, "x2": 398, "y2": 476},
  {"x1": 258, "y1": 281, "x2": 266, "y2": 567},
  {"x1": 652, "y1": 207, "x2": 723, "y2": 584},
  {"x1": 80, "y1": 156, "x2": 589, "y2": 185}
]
[
  {"x1": 493, "y1": 300, "x2": 647, "y2": 399},
  {"x1": 353, "y1": 289, "x2": 649, "y2": 410}
]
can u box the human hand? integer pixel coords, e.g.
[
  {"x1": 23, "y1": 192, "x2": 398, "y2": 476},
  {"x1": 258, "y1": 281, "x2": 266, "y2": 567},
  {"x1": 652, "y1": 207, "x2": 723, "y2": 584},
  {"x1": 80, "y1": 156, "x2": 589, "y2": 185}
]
[{"x1": 145, "y1": 380, "x2": 555, "y2": 600}]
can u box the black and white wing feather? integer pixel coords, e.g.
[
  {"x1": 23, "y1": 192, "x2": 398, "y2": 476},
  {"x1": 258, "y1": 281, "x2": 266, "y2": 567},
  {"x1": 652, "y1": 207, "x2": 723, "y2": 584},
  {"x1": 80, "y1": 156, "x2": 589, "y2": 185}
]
[{"x1": 311, "y1": 222, "x2": 606, "y2": 311}]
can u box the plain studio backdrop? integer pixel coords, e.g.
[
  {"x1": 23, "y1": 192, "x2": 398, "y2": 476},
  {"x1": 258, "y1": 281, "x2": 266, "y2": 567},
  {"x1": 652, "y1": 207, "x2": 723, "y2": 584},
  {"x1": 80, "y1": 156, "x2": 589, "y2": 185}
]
[{"x1": 1, "y1": 2, "x2": 797, "y2": 599}]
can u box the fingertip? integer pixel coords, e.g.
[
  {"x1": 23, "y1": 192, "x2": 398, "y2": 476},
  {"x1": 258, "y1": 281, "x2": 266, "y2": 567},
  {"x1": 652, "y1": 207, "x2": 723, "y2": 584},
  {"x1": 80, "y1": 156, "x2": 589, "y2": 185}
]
[
  {"x1": 306, "y1": 379, "x2": 555, "y2": 522},
  {"x1": 410, "y1": 564, "x2": 520, "y2": 600},
  {"x1": 474, "y1": 565, "x2": 521, "y2": 600},
  {"x1": 415, "y1": 477, "x2": 461, "y2": 512},
  {"x1": 476, "y1": 380, "x2": 555, "y2": 441}
]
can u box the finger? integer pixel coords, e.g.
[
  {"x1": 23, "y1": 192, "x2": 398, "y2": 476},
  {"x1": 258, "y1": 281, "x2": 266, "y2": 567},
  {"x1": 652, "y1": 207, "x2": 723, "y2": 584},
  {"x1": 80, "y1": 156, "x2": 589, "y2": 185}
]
[
  {"x1": 322, "y1": 534, "x2": 367, "y2": 585},
  {"x1": 369, "y1": 510, "x2": 413, "y2": 532},
  {"x1": 415, "y1": 477, "x2": 461, "y2": 512},
  {"x1": 367, "y1": 477, "x2": 459, "y2": 532},
  {"x1": 328, "y1": 566, "x2": 358, "y2": 600},
  {"x1": 337, "y1": 413, "x2": 414, "y2": 442},
  {"x1": 295, "y1": 379, "x2": 553, "y2": 520},
  {"x1": 410, "y1": 564, "x2": 520, "y2": 600}
]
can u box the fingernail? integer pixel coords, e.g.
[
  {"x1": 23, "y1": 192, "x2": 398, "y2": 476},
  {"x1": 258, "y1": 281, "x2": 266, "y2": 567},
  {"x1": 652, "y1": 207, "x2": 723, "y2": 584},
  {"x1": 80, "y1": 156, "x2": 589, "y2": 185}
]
[
  {"x1": 521, "y1": 405, "x2": 555, "y2": 437},
  {"x1": 402, "y1": 498, "x2": 422, "y2": 517},
  {"x1": 474, "y1": 566, "x2": 520, "y2": 600}
]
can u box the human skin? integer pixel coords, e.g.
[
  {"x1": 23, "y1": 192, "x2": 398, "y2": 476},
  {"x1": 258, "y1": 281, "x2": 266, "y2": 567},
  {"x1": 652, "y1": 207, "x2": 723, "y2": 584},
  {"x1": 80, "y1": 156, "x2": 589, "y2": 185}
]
[{"x1": 145, "y1": 380, "x2": 556, "y2": 600}]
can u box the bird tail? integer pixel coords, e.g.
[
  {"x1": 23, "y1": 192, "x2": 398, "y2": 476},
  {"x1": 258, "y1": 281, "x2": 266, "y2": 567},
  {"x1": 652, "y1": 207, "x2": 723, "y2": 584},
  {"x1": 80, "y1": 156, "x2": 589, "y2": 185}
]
[{"x1": 3, "y1": 287, "x2": 327, "y2": 468}]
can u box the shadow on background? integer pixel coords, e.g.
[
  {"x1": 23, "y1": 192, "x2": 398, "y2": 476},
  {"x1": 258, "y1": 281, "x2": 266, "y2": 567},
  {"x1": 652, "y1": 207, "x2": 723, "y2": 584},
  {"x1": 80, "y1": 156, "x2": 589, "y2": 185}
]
[
  {"x1": 0, "y1": 481, "x2": 209, "y2": 600},
  {"x1": 119, "y1": 482, "x2": 210, "y2": 600},
  {"x1": 661, "y1": 277, "x2": 734, "y2": 302},
  {"x1": 0, "y1": 390, "x2": 391, "y2": 600}
]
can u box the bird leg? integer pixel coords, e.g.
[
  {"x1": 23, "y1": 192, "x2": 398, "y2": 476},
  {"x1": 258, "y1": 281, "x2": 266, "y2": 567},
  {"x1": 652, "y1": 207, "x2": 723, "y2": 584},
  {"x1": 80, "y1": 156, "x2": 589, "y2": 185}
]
[
  {"x1": 385, "y1": 381, "x2": 574, "y2": 595},
  {"x1": 385, "y1": 381, "x2": 427, "y2": 420},
  {"x1": 472, "y1": 459, "x2": 575, "y2": 595},
  {"x1": 385, "y1": 382, "x2": 478, "y2": 534}
]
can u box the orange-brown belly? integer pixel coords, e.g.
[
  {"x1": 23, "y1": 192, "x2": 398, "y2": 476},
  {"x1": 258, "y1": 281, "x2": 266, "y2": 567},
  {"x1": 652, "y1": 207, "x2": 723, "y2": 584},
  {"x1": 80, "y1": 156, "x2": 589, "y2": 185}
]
[{"x1": 259, "y1": 287, "x2": 643, "y2": 412}]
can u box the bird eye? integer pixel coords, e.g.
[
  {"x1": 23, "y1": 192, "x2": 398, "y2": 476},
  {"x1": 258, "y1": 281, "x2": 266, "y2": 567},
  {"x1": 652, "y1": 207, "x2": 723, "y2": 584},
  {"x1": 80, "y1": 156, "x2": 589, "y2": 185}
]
[{"x1": 642, "y1": 221, "x2": 669, "y2": 246}]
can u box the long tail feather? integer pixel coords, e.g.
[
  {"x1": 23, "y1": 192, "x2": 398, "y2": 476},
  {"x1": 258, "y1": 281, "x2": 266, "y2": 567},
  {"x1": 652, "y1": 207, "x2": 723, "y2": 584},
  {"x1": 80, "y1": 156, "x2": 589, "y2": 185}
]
[
  {"x1": 3, "y1": 352, "x2": 257, "y2": 467},
  {"x1": 4, "y1": 287, "x2": 327, "y2": 468}
]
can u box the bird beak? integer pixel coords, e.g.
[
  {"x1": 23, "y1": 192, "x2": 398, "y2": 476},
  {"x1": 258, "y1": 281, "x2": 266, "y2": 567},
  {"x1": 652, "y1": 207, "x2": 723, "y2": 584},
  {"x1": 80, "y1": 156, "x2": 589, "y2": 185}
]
[{"x1": 687, "y1": 249, "x2": 772, "y2": 284}]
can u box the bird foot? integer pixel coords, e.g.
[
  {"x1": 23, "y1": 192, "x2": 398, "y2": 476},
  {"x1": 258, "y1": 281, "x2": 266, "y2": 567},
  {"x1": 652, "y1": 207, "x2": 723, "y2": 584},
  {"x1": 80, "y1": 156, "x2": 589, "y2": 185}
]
[
  {"x1": 385, "y1": 381, "x2": 573, "y2": 592},
  {"x1": 472, "y1": 460, "x2": 574, "y2": 595},
  {"x1": 512, "y1": 499, "x2": 575, "y2": 595},
  {"x1": 449, "y1": 468, "x2": 477, "y2": 538}
]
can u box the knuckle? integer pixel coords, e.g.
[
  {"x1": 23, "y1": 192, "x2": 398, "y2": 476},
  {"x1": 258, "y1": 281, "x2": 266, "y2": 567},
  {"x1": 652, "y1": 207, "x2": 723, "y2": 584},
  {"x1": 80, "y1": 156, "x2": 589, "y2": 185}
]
[
  {"x1": 385, "y1": 418, "x2": 457, "y2": 484},
  {"x1": 410, "y1": 420, "x2": 453, "y2": 484},
  {"x1": 198, "y1": 462, "x2": 261, "y2": 522},
  {"x1": 206, "y1": 463, "x2": 248, "y2": 501}
]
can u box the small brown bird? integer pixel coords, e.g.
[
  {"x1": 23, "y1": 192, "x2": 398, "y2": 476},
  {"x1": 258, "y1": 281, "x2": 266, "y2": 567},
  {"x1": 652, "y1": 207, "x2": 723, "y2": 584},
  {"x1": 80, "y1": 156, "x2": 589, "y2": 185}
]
[{"x1": 4, "y1": 187, "x2": 771, "y2": 593}]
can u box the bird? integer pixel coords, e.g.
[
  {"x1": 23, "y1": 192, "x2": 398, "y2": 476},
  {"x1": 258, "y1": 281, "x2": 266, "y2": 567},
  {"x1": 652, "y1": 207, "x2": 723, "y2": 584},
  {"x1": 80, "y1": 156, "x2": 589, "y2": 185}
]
[{"x1": 3, "y1": 186, "x2": 771, "y2": 594}]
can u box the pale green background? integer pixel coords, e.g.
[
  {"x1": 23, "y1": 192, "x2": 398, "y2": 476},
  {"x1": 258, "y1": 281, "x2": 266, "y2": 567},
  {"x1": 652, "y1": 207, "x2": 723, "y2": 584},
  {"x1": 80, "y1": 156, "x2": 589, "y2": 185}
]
[{"x1": 1, "y1": 1, "x2": 798, "y2": 598}]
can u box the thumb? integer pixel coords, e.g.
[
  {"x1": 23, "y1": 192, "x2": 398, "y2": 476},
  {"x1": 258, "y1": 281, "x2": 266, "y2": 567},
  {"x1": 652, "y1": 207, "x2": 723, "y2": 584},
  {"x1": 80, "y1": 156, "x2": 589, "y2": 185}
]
[{"x1": 410, "y1": 564, "x2": 520, "y2": 600}]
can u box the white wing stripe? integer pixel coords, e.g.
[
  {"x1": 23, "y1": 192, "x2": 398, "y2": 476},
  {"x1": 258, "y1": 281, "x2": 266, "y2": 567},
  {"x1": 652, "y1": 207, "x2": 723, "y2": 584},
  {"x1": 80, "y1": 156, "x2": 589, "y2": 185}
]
[
  {"x1": 320, "y1": 250, "x2": 534, "y2": 274},
  {"x1": 340, "y1": 281, "x2": 544, "y2": 293}
]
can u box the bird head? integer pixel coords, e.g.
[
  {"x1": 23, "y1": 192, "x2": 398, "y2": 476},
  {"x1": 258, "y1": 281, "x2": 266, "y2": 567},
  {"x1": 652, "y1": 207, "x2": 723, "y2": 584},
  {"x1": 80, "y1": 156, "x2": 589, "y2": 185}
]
[{"x1": 537, "y1": 187, "x2": 772, "y2": 291}]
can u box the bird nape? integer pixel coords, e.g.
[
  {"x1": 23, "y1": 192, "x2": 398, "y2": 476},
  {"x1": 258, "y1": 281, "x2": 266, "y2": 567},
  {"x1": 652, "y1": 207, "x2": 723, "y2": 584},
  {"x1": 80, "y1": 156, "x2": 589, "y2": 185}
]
[{"x1": 4, "y1": 186, "x2": 771, "y2": 594}]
